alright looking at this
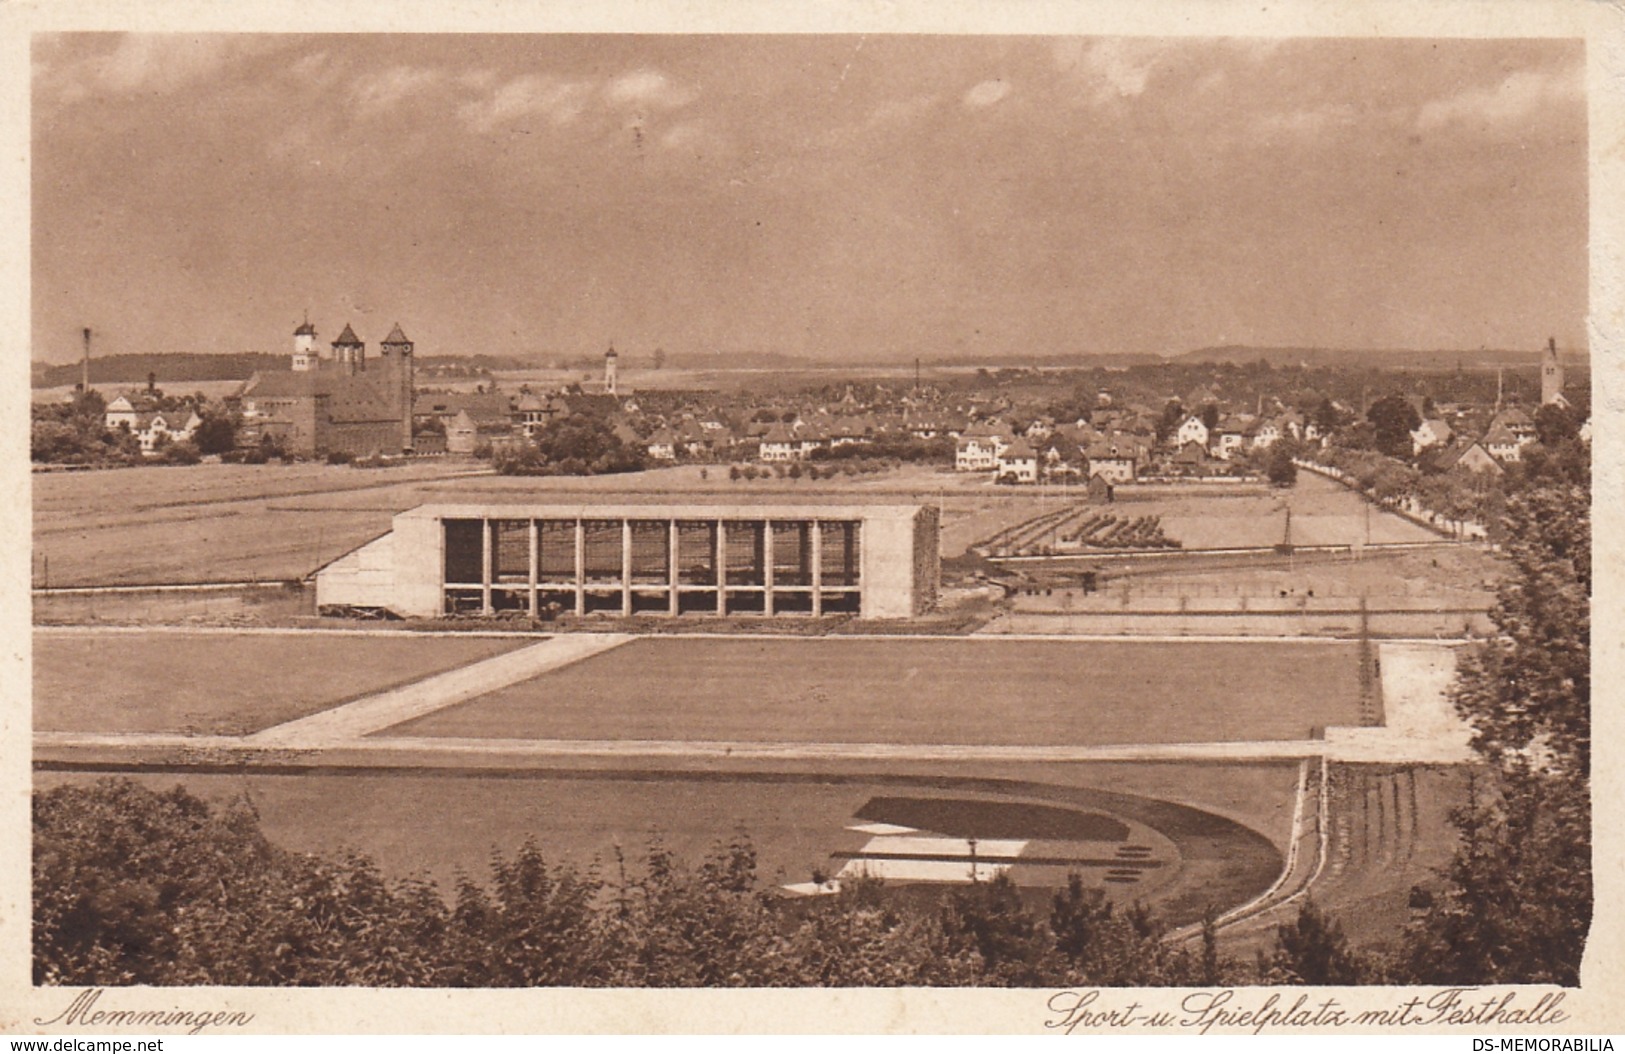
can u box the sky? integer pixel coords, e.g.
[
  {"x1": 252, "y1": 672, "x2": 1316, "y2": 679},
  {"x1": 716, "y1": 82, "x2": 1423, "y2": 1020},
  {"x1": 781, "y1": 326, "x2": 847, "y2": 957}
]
[{"x1": 30, "y1": 33, "x2": 1588, "y2": 364}]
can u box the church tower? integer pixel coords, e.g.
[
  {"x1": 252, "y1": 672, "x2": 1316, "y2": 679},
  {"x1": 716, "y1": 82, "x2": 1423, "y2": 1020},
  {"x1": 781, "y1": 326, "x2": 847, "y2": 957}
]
[
  {"x1": 1541, "y1": 337, "x2": 1566, "y2": 406},
  {"x1": 332, "y1": 323, "x2": 365, "y2": 375},
  {"x1": 604, "y1": 345, "x2": 619, "y2": 396},
  {"x1": 380, "y1": 323, "x2": 415, "y2": 451},
  {"x1": 292, "y1": 318, "x2": 317, "y2": 372}
]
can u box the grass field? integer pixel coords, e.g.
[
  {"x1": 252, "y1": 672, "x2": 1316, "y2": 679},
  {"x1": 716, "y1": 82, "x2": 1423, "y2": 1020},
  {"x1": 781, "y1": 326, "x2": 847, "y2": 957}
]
[
  {"x1": 32, "y1": 455, "x2": 1435, "y2": 590},
  {"x1": 977, "y1": 473, "x2": 1440, "y2": 553},
  {"x1": 33, "y1": 760, "x2": 1296, "y2": 924},
  {"x1": 33, "y1": 632, "x2": 528, "y2": 734},
  {"x1": 32, "y1": 460, "x2": 1010, "y2": 586},
  {"x1": 386, "y1": 637, "x2": 1364, "y2": 745}
]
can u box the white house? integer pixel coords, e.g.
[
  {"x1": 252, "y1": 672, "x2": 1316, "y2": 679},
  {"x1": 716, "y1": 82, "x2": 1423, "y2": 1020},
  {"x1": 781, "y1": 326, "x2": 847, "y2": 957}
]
[
  {"x1": 1175, "y1": 414, "x2": 1210, "y2": 450},
  {"x1": 996, "y1": 438, "x2": 1039, "y2": 483},
  {"x1": 1086, "y1": 441, "x2": 1137, "y2": 483},
  {"x1": 1249, "y1": 419, "x2": 1282, "y2": 450},
  {"x1": 1482, "y1": 422, "x2": 1521, "y2": 463},
  {"x1": 645, "y1": 428, "x2": 677, "y2": 461},
  {"x1": 758, "y1": 423, "x2": 800, "y2": 462},
  {"x1": 1411, "y1": 418, "x2": 1453, "y2": 456},
  {"x1": 132, "y1": 409, "x2": 201, "y2": 453},
  {"x1": 1211, "y1": 416, "x2": 1249, "y2": 460},
  {"x1": 955, "y1": 422, "x2": 1008, "y2": 472}
]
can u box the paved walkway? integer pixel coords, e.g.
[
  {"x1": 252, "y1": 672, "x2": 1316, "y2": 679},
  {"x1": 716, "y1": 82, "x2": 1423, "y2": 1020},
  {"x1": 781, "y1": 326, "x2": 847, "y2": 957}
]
[
  {"x1": 244, "y1": 633, "x2": 632, "y2": 746},
  {"x1": 1324, "y1": 642, "x2": 1475, "y2": 763}
]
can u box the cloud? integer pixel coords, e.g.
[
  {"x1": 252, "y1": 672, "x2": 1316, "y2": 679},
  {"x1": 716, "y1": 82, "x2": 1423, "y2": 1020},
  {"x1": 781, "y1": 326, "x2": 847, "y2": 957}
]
[
  {"x1": 1416, "y1": 66, "x2": 1582, "y2": 132},
  {"x1": 1052, "y1": 38, "x2": 1168, "y2": 105},
  {"x1": 964, "y1": 79, "x2": 1012, "y2": 108},
  {"x1": 351, "y1": 65, "x2": 446, "y2": 117},
  {"x1": 604, "y1": 68, "x2": 696, "y2": 111},
  {"x1": 458, "y1": 73, "x2": 593, "y2": 133},
  {"x1": 41, "y1": 34, "x2": 292, "y2": 102}
]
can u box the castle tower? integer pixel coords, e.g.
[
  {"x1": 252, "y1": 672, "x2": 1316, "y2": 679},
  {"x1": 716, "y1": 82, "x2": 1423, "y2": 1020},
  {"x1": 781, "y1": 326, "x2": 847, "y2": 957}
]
[
  {"x1": 332, "y1": 323, "x2": 364, "y2": 375},
  {"x1": 293, "y1": 318, "x2": 317, "y2": 372},
  {"x1": 381, "y1": 323, "x2": 415, "y2": 451},
  {"x1": 1541, "y1": 337, "x2": 1565, "y2": 406},
  {"x1": 604, "y1": 345, "x2": 618, "y2": 397}
]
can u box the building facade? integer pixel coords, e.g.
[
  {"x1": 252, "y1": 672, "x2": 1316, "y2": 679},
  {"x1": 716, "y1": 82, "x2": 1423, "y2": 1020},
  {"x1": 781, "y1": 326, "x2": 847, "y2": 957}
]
[
  {"x1": 235, "y1": 320, "x2": 416, "y2": 458},
  {"x1": 317, "y1": 502, "x2": 940, "y2": 620}
]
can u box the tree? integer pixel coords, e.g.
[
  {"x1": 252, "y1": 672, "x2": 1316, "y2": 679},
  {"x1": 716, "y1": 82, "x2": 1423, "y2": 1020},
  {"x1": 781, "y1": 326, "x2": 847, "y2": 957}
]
[
  {"x1": 1155, "y1": 400, "x2": 1185, "y2": 444},
  {"x1": 192, "y1": 412, "x2": 237, "y2": 455},
  {"x1": 1313, "y1": 397, "x2": 1344, "y2": 435},
  {"x1": 1262, "y1": 899, "x2": 1365, "y2": 984},
  {"x1": 1365, "y1": 394, "x2": 1420, "y2": 459},
  {"x1": 1403, "y1": 476, "x2": 1591, "y2": 985},
  {"x1": 1266, "y1": 445, "x2": 1298, "y2": 487},
  {"x1": 1534, "y1": 403, "x2": 1579, "y2": 447}
]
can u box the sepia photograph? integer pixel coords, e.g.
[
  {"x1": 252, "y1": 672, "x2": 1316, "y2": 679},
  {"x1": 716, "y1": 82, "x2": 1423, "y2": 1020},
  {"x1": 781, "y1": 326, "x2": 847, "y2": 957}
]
[{"x1": 7, "y1": 0, "x2": 1620, "y2": 1037}]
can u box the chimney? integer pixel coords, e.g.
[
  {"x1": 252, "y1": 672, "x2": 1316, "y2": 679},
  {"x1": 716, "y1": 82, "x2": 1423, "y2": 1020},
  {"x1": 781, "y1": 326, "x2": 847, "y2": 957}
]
[
  {"x1": 80, "y1": 327, "x2": 91, "y2": 394},
  {"x1": 147, "y1": 371, "x2": 157, "y2": 395}
]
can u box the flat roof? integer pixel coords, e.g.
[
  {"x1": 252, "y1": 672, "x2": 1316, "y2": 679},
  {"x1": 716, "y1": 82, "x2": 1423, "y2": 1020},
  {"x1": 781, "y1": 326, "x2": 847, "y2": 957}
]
[{"x1": 402, "y1": 502, "x2": 931, "y2": 522}]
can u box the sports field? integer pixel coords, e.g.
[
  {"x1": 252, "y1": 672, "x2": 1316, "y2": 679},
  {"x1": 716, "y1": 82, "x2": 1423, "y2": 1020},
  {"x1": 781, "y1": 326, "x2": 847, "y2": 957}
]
[
  {"x1": 33, "y1": 632, "x2": 529, "y2": 735},
  {"x1": 386, "y1": 637, "x2": 1364, "y2": 745},
  {"x1": 32, "y1": 761, "x2": 1294, "y2": 924}
]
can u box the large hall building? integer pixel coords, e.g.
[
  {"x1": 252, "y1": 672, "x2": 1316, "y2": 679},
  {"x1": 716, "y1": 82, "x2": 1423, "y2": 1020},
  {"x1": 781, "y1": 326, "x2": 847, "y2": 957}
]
[
  {"x1": 235, "y1": 320, "x2": 416, "y2": 457},
  {"x1": 316, "y1": 502, "x2": 941, "y2": 620}
]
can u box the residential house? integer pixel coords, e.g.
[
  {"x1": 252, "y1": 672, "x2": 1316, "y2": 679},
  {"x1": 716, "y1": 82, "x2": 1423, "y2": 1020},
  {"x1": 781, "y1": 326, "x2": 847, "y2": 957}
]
[
  {"x1": 955, "y1": 421, "x2": 1008, "y2": 472},
  {"x1": 645, "y1": 428, "x2": 678, "y2": 461},
  {"x1": 1175, "y1": 414, "x2": 1210, "y2": 450},
  {"x1": 996, "y1": 438, "x2": 1039, "y2": 483},
  {"x1": 1211, "y1": 415, "x2": 1250, "y2": 460},
  {"x1": 1086, "y1": 438, "x2": 1139, "y2": 483},
  {"x1": 131, "y1": 408, "x2": 202, "y2": 453},
  {"x1": 1482, "y1": 421, "x2": 1522, "y2": 463},
  {"x1": 759, "y1": 422, "x2": 800, "y2": 462},
  {"x1": 1035, "y1": 432, "x2": 1085, "y2": 480},
  {"x1": 1420, "y1": 438, "x2": 1503, "y2": 477},
  {"x1": 1410, "y1": 418, "x2": 1453, "y2": 456},
  {"x1": 104, "y1": 392, "x2": 157, "y2": 432},
  {"x1": 1488, "y1": 406, "x2": 1537, "y2": 446}
]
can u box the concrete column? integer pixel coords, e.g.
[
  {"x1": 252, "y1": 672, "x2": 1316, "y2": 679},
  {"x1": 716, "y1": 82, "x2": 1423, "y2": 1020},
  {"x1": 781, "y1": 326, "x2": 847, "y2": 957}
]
[
  {"x1": 527, "y1": 519, "x2": 539, "y2": 618},
  {"x1": 574, "y1": 518, "x2": 586, "y2": 617},
  {"x1": 716, "y1": 519, "x2": 727, "y2": 615},
  {"x1": 621, "y1": 519, "x2": 634, "y2": 617},
  {"x1": 480, "y1": 518, "x2": 493, "y2": 615},
  {"x1": 811, "y1": 519, "x2": 822, "y2": 617},
  {"x1": 763, "y1": 519, "x2": 775, "y2": 616},
  {"x1": 668, "y1": 519, "x2": 681, "y2": 615}
]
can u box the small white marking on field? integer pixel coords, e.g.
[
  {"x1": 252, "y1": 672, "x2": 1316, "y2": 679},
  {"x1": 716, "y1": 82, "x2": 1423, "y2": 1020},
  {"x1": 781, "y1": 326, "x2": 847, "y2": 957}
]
[
  {"x1": 846, "y1": 822, "x2": 919, "y2": 835},
  {"x1": 837, "y1": 859, "x2": 1011, "y2": 883},
  {"x1": 857, "y1": 835, "x2": 1028, "y2": 860}
]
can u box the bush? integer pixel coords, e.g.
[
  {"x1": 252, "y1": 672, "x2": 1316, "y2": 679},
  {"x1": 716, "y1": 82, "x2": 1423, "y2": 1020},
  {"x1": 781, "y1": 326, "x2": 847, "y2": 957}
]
[
  {"x1": 160, "y1": 441, "x2": 202, "y2": 466},
  {"x1": 326, "y1": 450, "x2": 354, "y2": 465}
]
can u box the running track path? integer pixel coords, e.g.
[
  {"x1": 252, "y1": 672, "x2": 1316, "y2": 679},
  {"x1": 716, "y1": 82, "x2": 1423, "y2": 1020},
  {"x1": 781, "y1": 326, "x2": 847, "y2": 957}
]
[{"x1": 243, "y1": 633, "x2": 632, "y2": 746}]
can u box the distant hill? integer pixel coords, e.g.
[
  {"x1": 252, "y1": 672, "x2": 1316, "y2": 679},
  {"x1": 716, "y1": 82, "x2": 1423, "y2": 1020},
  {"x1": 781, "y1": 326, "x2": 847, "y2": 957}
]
[
  {"x1": 1174, "y1": 345, "x2": 1583, "y2": 370},
  {"x1": 31, "y1": 352, "x2": 288, "y2": 389}
]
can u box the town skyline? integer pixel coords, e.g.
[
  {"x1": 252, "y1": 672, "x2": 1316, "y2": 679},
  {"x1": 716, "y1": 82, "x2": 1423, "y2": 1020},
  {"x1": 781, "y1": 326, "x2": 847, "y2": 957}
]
[{"x1": 32, "y1": 33, "x2": 1587, "y2": 365}]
